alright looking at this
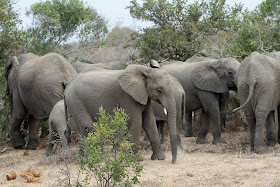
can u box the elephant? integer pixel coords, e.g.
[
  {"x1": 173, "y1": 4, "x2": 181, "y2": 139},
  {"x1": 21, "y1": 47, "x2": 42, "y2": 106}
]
[
  {"x1": 46, "y1": 100, "x2": 76, "y2": 156},
  {"x1": 71, "y1": 58, "x2": 126, "y2": 72},
  {"x1": 4, "y1": 53, "x2": 77, "y2": 150},
  {"x1": 148, "y1": 60, "x2": 185, "y2": 147},
  {"x1": 190, "y1": 90, "x2": 238, "y2": 136},
  {"x1": 64, "y1": 64, "x2": 178, "y2": 163},
  {"x1": 161, "y1": 57, "x2": 240, "y2": 144},
  {"x1": 229, "y1": 51, "x2": 280, "y2": 153}
]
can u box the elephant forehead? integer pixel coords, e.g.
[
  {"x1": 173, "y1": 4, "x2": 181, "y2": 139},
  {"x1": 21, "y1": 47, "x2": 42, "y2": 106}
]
[
  {"x1": 152, "y1": 68, "x2": 171, "y2": 79},
  {"x1": 223, "y1": 58, "x2": 240, "y2": 68}
]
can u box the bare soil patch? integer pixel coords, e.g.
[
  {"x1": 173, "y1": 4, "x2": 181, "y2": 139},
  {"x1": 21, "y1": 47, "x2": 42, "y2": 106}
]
[{"x1": 1, "y1": 131, "x2": 280, "y2": 186}]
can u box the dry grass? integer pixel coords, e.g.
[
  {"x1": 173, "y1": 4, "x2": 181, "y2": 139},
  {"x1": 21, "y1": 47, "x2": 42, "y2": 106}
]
[{"x1": 1, "y1": 129, "x2": 280, "y2": 186}]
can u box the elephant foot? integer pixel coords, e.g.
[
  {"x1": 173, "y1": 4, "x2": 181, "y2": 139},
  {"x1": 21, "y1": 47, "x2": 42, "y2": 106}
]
[
  {"x1": 20, "y1": 129, "x2": 28, "y2": 138},
  {"x1": 25, "y1": 138, "x2": 40, "y2": 150},
  {"x1": 254, "y1": 146, "x2": 268, "y2": 154},
  {"x1": 12, "y1": 137, "x2": 26, "y2": 149},
  {"x1": 212, "y1": 137, "x2": 227, "y2": 144},
  {"x1": 266, "y1": 140, "x2": 276, "y2": 147},
  {"x1": 185, "y1": 131, "x2": 193, "y2": 137},
  {"x1": 196, "y1": 137, "x2": 208, "y2": 144},
  {"x1": 151, "y1": 152, "x2": 165, "y2": 160},
  {"x1": 46, "y1": 148, "x2": 54, "y2": 157},
  {"x1": 40, "y1": 131, "x2": 49, "y2": 139}
]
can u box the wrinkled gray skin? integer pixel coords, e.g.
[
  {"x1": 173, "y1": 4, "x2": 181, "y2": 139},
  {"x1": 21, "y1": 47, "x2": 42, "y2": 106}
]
[
  {"x1": 191, "y1": 90, "x2": 238, "y2": 136},
  {"x1": 71, "y1": 58, "x2": 126, "y2": 72},
  {"x1": 149, "y1": 60, "x2": 185, "y2": 147},
  {"x1": 232, "y1": 52, "x2": 280, "y2": 153},
  {"x1": 151, "y1": 76, "x2": 185, "y2": 147},
  {"x1": 161, "y1": 57, "x2": 240, "y2": 144},
  {"x1": 4, "y1": 53, "x2": 77, "y2": 150},
  {"x1": 46, "y1": 100, "x2": 76, "y2": 156},
  {"x1": 65, "y1": 64, "x2": 178, "y2": 163},
  {"x1": 183, "y1": 56, "x2": 233, "y2": 137}
]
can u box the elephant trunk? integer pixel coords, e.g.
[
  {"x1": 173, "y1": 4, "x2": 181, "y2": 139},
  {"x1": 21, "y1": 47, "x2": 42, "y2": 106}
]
[{"x1": 166, "y1": 96, "x2": 177, "y2": 164}]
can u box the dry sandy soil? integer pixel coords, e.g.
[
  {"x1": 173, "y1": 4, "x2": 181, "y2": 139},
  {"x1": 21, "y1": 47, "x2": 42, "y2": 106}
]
[{"x1": 1, "y1": 130, "x2": 280, "y2": 187}]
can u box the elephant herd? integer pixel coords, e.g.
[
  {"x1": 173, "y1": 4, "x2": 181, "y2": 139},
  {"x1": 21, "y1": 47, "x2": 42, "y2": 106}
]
[{"x1": 4, "y1": 51, "x2": 280, "y2": 164}]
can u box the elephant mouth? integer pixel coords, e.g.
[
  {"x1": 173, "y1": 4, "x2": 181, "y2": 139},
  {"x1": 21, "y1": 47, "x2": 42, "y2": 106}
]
[{"x1": 228, "y1": 82, "x2": 237, "y2": 91}]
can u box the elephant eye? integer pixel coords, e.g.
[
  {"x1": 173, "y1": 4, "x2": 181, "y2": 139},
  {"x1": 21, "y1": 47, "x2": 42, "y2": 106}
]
[
  {"x1": 157, "y1": 89, "x2": 162, "y2": 94},
  {"x1": 228, "y1": 71, "x2": 233, "y2": 76}
]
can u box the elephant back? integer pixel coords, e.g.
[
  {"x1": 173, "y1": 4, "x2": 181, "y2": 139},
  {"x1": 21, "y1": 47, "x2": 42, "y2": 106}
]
[{"x1": 18, "y1": 53, "x2": 77, "y2": 119}]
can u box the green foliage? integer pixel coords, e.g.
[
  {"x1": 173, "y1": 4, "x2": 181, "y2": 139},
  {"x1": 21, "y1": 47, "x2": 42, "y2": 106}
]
[
  {"x1": 127, "y1": 0, "x2": 245, "y2": 61},
  {"x1": 78, "y1": 106, "x2": 143, "y2": 187},
  {"x1": 128, "y1": 0, "x2": 280, "y2": 60},
  {"x1": 24, "y1": 0, "x2": 108, "y2": 55},
  {"x1": 236, "y1": 0, "x2": 280, "y2": 54},
  {"x1": 0, "y1": 0, "x2": 23, "y2": 65}
]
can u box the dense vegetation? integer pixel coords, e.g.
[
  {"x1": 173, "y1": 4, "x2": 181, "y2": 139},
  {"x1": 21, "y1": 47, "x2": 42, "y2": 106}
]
[
  {"x1": 128, "y1": 0, "x2": 280, "y2": 61},
  {"x1": 0, "y1": 0, "x2": 279, "y2": 137},
  {"x1": 1, "y1": 0, "x2": 279, "y2": 64}
]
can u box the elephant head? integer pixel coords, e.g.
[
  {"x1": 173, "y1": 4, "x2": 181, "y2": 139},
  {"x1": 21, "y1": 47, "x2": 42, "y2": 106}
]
[
  {"x1": 191, "y1": 58, "x2": 240, "y2": 93},
  {"x1": 118, "y1": 65, "x2": 178, "y2": 163}
]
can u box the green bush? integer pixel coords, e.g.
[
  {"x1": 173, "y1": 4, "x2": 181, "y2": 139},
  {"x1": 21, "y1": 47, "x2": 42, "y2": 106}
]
[{"x1": 77, "y1": 106, "x2": 143, "y2": 187}]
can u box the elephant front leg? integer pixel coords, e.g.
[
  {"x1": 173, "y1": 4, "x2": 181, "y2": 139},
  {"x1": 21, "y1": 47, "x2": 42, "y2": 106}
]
[
  {"x1": 142, "y1": 105, "x2": 165, "y2": 160},
  {"x1": 25, "y1": 116, "x2": 40, "y2": 150},
  {"x1": 196, "y1": 110, "x2": 210, "y2": 144},
  {"x1": 46, "y1": 132, "x2": 56, "y2": 157}
]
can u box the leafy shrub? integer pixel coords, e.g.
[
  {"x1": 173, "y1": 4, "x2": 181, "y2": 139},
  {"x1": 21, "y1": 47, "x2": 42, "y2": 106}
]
[{"x1": 77, "y1": 106, "x2": 143, "y2": 187}]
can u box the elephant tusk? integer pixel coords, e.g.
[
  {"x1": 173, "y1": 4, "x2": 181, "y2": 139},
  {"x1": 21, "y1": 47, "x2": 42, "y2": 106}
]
[{"x1": 164, "y1": 108, "x2": 168, "y2": 115}]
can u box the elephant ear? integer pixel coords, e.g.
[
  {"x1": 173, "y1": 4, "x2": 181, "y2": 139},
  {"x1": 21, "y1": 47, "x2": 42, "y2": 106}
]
[
  {"x1": 191, "y1": 65, "x2": 228, "y2": 93},
  {"x1": 118, "y1": 65, "x2": 150, "y2": 105}
]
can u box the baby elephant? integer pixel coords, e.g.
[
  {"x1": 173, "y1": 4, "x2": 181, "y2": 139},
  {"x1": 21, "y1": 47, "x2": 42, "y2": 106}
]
[{"x1": 46, "y1": 100, "x2": 76, "y2": 156}]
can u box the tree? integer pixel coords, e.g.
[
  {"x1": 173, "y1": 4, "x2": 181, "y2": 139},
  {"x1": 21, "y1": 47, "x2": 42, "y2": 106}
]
[
  {"x1": 0, "y1": 0, "x2": 23, "y2": 64},
  {"x1": 127, "y1": 0, "x2": 245, "y2": 61},
  {"x1": 24, "y1": 0, "x2": 108, "y2": 55},
  {"x1": 237, "y1": 0, "x2": 280, "y2": 54}
]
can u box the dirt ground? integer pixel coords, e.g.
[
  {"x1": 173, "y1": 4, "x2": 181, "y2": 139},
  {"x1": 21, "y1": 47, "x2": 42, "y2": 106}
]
[{"x1": 1, "y1": 130, "x2": 280, "y2": 187}]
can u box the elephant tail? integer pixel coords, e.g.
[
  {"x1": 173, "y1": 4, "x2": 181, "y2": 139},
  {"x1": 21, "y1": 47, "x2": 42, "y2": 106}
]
[
  {"x1": 62, "y1": 82, "x2": 70, "y2": 134},
  {"x1": 224, "y1": 78, "x2": 256, "y2": 115},
  {"x1": 181, "y1": 92, "x2": 186, "y2": 129}
]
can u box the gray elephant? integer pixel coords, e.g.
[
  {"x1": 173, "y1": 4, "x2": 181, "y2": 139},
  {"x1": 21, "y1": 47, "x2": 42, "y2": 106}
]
[
  {"x1": 64, "y1": 64, "x2": 178, "y2": 163},
  {"x1": 151, "y1": 76, "x2": 185, "y2": 147},
  {"x1": 230, "y1": 52, "x2": 280, "y2": 153},
  {"x1": 46, "y1": 100, "x2": 76, "y2": 156},
  {"x1": 190, "y1": 90, "x2": 238, "y2": 136},
  {"x1": 161, "y1": 57, "x2": 240, "y2": 144},
  {"x1": 71, "y1": 58, "x2": 126, "y2": 72},
  {"x1": 148, "y1": 60, "x2": 185, "y2": 147},
  {"x1": 4, "y1": 53, "x2": 77, "y2": 149}
]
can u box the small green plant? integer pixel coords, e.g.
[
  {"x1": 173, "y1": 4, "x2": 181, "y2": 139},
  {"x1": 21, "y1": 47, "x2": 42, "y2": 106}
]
[{"x1": 77, "y1": 106, "x2": 143, "y2": 187}]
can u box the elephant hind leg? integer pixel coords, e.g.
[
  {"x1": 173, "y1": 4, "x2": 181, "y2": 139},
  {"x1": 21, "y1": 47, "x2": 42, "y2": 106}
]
[
  {"x1": 25, "y1": 116, "x2": 40, "y2": 150},
  {"x1": 184, "y1": 112, "x2": 193, "y2": 137},
  {"x1": 196, "y1": 110, "x2": 209, "y2": 144},
  {"x1": 265, "y1": 111, "x2": 277, "y2": 147},
  {"x1": 157, "y1": 120, "x2": 165, "y2": 144},
  {"x1": 10, "y1": 115, "x2": 26, "y2": 149}
]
